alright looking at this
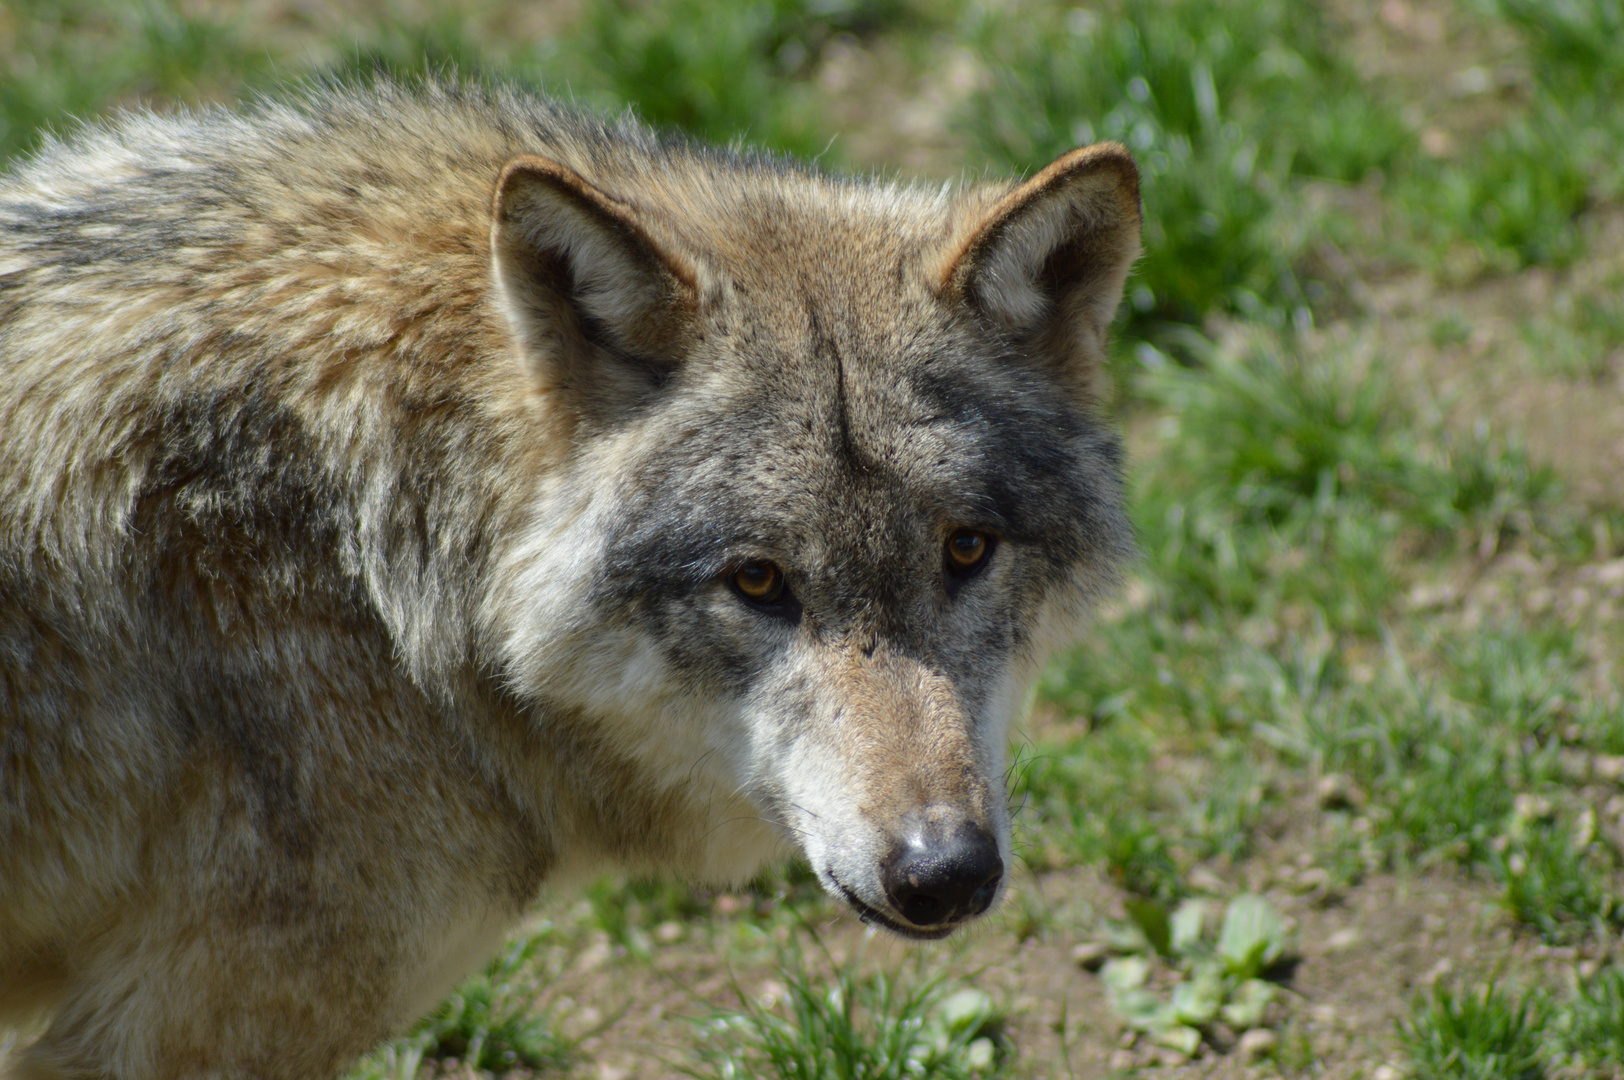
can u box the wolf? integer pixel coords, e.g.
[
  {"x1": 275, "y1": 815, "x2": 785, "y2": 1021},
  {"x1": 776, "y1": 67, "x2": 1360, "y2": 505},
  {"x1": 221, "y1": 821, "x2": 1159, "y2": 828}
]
[{"x1": 0, "y1": 79, "x2": 1140, "y2": 1078}]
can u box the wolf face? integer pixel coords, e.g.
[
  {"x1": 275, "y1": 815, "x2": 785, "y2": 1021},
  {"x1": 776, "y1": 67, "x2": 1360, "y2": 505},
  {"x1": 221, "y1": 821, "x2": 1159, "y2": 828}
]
[{"x1": 489, "y1": 147, "x2": 1140, "y2": 937}]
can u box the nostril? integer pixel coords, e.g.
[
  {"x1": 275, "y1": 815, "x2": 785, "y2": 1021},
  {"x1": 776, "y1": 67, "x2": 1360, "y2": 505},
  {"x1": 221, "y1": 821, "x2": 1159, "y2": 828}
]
[{"x1": 880, "y1": 823, "x2": 1003, "y2": 928}]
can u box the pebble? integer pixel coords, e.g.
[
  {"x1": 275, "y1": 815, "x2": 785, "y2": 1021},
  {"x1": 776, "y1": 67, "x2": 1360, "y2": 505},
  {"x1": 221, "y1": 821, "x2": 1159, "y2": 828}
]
[
  {"x1": 1372, "y1": 1065, "x2": 1402, "y2": 1080},
  {"x1": 1294, "y1": 867, "x2": 1331, "y2": 893},
  {"x1": 1070, "y1": 941, "x2": 1111, "y2": 971},
  {"x1": 1326, "y1": 927, "x2": 1361, "y2": 952},
  {"x1": 1317, "y1": 773, "x2": 1363, "y2": 809},
  {"x1": 1237, "y1": 1028, "x2": 1278, "y2": 1062}
]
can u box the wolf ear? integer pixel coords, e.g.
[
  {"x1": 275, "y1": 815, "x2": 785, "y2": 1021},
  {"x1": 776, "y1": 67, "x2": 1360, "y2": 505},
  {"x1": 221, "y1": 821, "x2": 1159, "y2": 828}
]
[
  {"x1": 942, "y1": 144, "x2": 1141, "y2": 387},
  {"x1": 491, "y1": 156, "x2": 699, "y2": 402}
]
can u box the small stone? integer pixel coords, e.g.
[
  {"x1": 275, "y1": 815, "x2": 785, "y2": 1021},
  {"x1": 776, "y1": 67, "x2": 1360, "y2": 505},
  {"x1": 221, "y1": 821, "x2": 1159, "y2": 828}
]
[
  {"x1": 1594, "y1": 755, "x2": 1624, "y2": 782},
  {"x1": 1513, "y1": 793, "x2": 1554, "y2": 822},
  {"x1": 1326, "y1": 927, "x2": 1361, "y2": 952},
  {"x1": 654, "y1": 919, "x2": 685, "y2": 944},
  {"x1": 574, "y1": 940, "x2": 612, "y2": 973},
  {"x1": 1317, "y1": 773, "x2": 1363, "y2": 810},
  {"x1": 1294, "y1": 867, "x2": 1331, "y2": 893},
  {"x1": 1070, "y1": 940, "x2": 1111, "y2": 971},
  {"x1": 1372, "y1": 1066, "x2": 1402, "y2": 1080},
  {"x1": 713, "y1": 894, "x2": 744, "y2": 916},
  {"x1": 1151, "y1": 1046, "x2": 1190, "y2": 1067},
  {"x1": 1187, "y1": 865, "x2": 1226, "y2": 894},
  {"x1": 1109, "y1": 1048, "x2": 1137, "y2": 1070},
  {"x1": 1237, "y1": 1028, "x2": 1278, "y2": 1062}
]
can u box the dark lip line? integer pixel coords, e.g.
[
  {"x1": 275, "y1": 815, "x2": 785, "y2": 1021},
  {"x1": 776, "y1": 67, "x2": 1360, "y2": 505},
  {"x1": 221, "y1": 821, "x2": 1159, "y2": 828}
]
[{"x1": 832, "y1": 877, "x2": 958, "y2": 941}]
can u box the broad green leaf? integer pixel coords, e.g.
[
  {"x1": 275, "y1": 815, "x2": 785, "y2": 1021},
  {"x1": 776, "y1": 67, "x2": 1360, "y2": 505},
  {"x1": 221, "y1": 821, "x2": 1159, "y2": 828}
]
[
  {"x1": 1171, "y1": 969, "x2": 1223, "y2": 1025},
  {"x1": 1221, "y1": 978, "x2": 1276, "y2": 1028},
  {"x1": 935, "y1": 988, "x2": 993, "y2": 1037},
  {"x1": 1171, "y1": 898, "x2": 1210, "y2": 956},
  {"x1": 1126, "y1": 898, "x2": 1173, "y2": 956},
  {"x1": 1149, "y1": 1022, "x2": 1202, "y2": 1055},
  {"x1": 1217, "y1": 894, "x2": 1287, "y2": 977},
  {"x1": 1101, "y1": 955, "x2": 1151, "y2": 995}
]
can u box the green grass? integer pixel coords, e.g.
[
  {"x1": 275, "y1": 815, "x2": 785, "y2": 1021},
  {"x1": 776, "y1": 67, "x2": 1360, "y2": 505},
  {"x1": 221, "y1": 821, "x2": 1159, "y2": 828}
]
[
  {"x1": 1398, "y1": 980, "x2": 1551, "y2": 1080},
  {"x1": 685, "y1": 929, "x2": 1008, "y2": 1080},
  {"x1": 1559, "y1": 965, "x2": 1624, "y2": 1072}
]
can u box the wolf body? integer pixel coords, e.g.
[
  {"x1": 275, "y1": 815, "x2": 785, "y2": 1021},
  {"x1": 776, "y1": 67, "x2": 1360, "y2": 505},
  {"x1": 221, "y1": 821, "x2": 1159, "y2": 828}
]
[{"x1": 0, "y1": 81, "x2": 1139, "y2": 1078}]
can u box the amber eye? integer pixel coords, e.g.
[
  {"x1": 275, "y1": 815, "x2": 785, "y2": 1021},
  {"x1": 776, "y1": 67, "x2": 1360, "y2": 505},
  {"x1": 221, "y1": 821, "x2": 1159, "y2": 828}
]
[
  {"x1": 945, "y1": 529, "x2": 992, "y2": 573},
  {"x1": 732, "y1": 561, "x2": 786, "y2": 604}
]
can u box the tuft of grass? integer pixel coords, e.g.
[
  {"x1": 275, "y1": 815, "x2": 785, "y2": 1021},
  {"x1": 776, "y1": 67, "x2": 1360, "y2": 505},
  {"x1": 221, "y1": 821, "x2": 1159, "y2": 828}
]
[
  {"x1": 685, "y1": 929, "x2": 1008, "y2": 1080},
  {"x1": 1496, "y1": 817, "x2": 1620, "y2": 944},
  {"x1": 1403, "y1": 104, "x2": 1596, "y2": 272},
  {"x1": 1398, "y1": 979, "x2": 1551, "y2": 1080},
  {"x1": 1560, "y1": 966, "x2": 1624, "y2": 1071},
  {"x1": 1487, "y1": 0, "x2": 1624, "y2": 104},
  {"x1": 1130, "y1": 333, "x2": 1554, "y2": 627}
]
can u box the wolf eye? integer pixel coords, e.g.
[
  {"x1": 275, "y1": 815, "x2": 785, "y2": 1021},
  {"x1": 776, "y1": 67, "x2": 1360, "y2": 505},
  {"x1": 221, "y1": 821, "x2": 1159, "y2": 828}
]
[
  {"x1": 731, "y1": 560, "x2": 786, "y2": 605},
  {"x1": 945, "y1": 530, "x2": 994, "y2": 576}
]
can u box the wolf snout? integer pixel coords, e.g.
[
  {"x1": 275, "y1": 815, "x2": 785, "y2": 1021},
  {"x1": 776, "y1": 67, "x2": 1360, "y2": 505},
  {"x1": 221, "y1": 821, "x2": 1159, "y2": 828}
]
[{"x1": 880, "y1": 820, "x2": 1003, "y2": 928}]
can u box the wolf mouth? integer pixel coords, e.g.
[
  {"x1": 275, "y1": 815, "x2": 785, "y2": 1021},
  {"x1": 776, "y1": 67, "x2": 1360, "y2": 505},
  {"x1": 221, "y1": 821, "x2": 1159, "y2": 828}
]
[{"x1": 832, "y1": 876, "x2": 960, "y2": 941}]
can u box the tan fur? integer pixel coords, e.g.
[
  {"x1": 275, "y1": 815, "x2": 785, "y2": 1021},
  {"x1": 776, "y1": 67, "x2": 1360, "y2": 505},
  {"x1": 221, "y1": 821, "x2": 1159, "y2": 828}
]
[{"x1": 0, "y1": 81, "x2": 1140, "y2": 1078}]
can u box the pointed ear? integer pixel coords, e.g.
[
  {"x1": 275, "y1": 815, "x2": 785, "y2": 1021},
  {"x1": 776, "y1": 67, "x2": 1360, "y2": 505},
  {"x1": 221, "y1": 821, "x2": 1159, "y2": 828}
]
[
  {"x1": 490, "y1": 155, "x2": 699, "y2": 403},
  {"x1": 941, "y1": 143, "x2": 1141, "y2": 387}
]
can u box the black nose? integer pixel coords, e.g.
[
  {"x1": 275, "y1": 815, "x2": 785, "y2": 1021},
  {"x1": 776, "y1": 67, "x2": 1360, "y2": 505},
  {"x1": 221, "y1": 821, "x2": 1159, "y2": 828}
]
[{"x1": 880, "y1": 822, "x2": 1004, "y2": 928}]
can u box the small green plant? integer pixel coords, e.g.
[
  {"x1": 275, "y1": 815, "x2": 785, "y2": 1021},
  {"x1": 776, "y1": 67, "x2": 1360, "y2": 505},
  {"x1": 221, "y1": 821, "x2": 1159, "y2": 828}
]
[
  {"x1": 1559, "y1": 965, "x2": 1624, "y2": 1071},
  {"x1": 1398, "y1": 979, "x2": 1551, "y2": 1080},
  {"x1": 685, "y1": 929, "x2": 1008, "y2": 1080},
  {"x1": 1095, "y1": 893, "x2": 1291, "y2": 1056},
  {"x1": 1497, "y1": 815, "x2": 1621, "y2": 944}
]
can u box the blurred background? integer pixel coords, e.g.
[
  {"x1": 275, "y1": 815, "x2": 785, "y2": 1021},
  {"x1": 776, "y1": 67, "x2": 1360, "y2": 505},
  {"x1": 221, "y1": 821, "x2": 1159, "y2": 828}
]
[{"x1": 3, "y1": 1, "x2": 1623, "y2": 1077}]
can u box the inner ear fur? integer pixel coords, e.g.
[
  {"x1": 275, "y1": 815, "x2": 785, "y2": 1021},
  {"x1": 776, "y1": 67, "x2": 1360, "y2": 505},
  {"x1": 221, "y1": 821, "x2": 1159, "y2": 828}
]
[
  {"x1": 941, "y1": 143, "x2": 1142, "y2": 390},
  {"x1": 490, "y1": 155, "x2": 699, "y2": 403}
]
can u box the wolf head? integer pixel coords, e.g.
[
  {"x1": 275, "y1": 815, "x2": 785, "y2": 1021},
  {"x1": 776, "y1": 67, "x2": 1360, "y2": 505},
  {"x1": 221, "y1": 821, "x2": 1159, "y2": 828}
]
[{"x1": 486, "y1": 142, "x2": 1140, "y2": 937}]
